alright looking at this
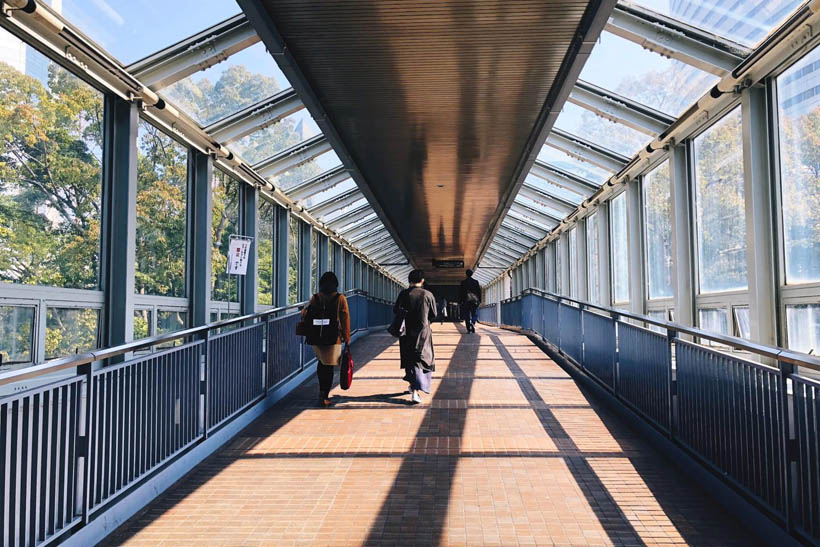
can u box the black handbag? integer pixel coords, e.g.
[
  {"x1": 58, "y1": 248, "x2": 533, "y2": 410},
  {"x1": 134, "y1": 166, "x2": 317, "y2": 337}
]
[{"x1": 388, "y1": 306, "x2": 407, "y2": 338}]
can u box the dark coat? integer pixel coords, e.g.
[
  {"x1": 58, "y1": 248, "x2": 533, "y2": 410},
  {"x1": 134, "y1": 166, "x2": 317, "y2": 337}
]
[
  {"x1": 459, "y1": 276, "x2": 482, "y2": 308},
  {"x1": 394, "y1": 287, "x2": 437, "y2": 372}
]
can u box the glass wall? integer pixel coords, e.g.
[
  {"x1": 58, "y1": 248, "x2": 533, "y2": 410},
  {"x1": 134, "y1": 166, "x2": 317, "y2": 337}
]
[
  {"x1": 610, "y1": 193, "x2": 629, "y2": 304},
  {"x1": 694, "y1": 108, "x2": 746, "y2": 294},
  {"x1": 135, "y1": 121, "x2": 188, "y2": 298},
  {"x1": 586, "y1": 213, "x2": 599, "y2": 303},
  {"x1": 211, "y1": 171, "x2": 240, "y2": 304},
  {"x1": 288, "y1": 215, "x2": 300, "y2": 304},
  {"x1": 257, "y1": 200, "x2": 275, "y2": 306},
  {"x1": 644, "y1": 161, "x2": 674, "y2": 299}
]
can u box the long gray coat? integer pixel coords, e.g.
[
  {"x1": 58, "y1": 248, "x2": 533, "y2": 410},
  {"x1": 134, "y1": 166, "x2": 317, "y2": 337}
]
[{"x1": 394, "y1": 287, "x2": 437, "y2": 372}]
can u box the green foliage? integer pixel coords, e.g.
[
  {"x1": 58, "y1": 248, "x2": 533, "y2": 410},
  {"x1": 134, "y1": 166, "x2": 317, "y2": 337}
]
[{"x1": 211, "y1": 170, "x2": 239, "y2": 302}]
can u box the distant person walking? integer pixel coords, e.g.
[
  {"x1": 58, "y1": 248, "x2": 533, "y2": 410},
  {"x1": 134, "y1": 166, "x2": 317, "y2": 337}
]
[
  {"x1": 440, "y1": 298, "x2": 448, "y2": 324},
  {"x1": 459, "y1": 269, "x2": 482, "y2": 333},
  {"x1": 394, "y1": 269, "x2": 437, "y2": 404},
  {"x1": 302, "y1": 272, "x2": 350, "y2": 407}
]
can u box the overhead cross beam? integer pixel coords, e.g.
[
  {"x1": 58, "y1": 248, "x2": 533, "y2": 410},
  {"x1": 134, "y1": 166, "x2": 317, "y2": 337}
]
[
  {"x1": 484, "y1": 251, "x2": 514, "y2": 266},
  {"x1": 501, "y1": 216, "x2": 550, "y2": 240},
  {"x1": 309, "y1": 187, "x2": 362, "y2": 218},
  {"x1": 351, "y1": 226, "x2": 388, "y2": 246},
  {"x1": 253, "y1": 135, "x2": 332, "y2": 179},
  {"x1": 374, "y1": 248, "x2": 404, "y2": 263},
  {"x1": 493, "y1": 233, "x2": 531, "y2": 255},
  {"x1": 326, "y1": 204, "x2": 372, "y2": 231},
  {"x1": 509, "y1": 202, "x2": 562, "y2": 228},
  {"x1": 498, "y1": 227, "x2": 539, "y2": 249},
  {"x1": 339, "y1": 215, "x2": 381, "y2": 239},
  {"x1": 519, "y1": 183, "x2": 580, "y2": 214},
  {"x1": 568, "y1": 80, "x2": 674, "y2": 136},
  {"x1": 288, "y1": 165, "x2": 349, "y2": 201},
  {"x1": 488, "y1": 244, "x2": 520, "y2": 262},
  {"x1": 606, "y1": 4, "x2": 749, "y2": 77},
  {"x1": 129, "y1": 15, "x2": 259, "y2": 89},
  {"x1": 530, "y1": 160, "x2": 600, "y2": 196},
  {"x1": 360, "y1": 234, "x2": 395, "y2": 255},
  {"x1": 546, "y1": 129, "x2": 630, "y2": 173},
  {"x1": 206, "y1": 89, "x2": 304, "y2": 143}
]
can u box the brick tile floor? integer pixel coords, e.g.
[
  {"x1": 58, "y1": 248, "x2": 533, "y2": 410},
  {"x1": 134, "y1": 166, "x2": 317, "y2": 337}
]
[{"x1": 105, "y1": 323, "x2": 758, "y2": 546}]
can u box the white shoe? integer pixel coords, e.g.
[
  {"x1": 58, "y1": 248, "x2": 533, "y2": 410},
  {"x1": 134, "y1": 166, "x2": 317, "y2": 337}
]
[{"x1": 412, "y1": 391, "x2": 422, "y2": 404}]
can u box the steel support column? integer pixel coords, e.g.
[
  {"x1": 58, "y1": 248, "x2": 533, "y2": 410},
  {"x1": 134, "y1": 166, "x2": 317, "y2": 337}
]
[
  {"x1": 344, "y1": 249, "x2": 353, "y2": 292},
  {"x1": 577, "y1": 218, "x2": 588, "y2": 301},
  {"x1": 670, "y1": 144, "x2": 695, "y2": 329},
  {"x1": 239, "y1": 184, "x2": 258, "y2": 316},
  {"x1": 742, "y1": 85, "x2": 778, "y2": 349},
  {"x1": 101, "y1": 96, "x2": 139, "y2": 349},
  {"x1": 317, "y1": 232, "x2": 329, "y2": 279},
  {"x1": 298, "y1": 222, "x2": 312, "y2": 301},
  {"x1": 626, "y1": 178, "x2": 645, "y2": 314},
  {"x1": 596, "y1": 202, "x2": 612, "y2": 306},
  {"x1": 560, "y1": 232, "x2": 570, "y2": 296}
]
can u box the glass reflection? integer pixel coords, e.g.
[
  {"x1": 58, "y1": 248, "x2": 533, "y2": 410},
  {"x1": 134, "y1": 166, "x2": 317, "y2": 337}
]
[
  {"x1": 787, "y1": 304, "x2": 820, "y2": 355},
  {"x1": 644, "y1": 161, "x2": 674, "y2": 299},
  {"x1": 0, "y1": 306, "x2": 34, "y2": 366},
  {"x1": 45, "y1": 307, "x2": 100, "y2": 359},
  {"x1": 554, "y1": 102, "x2": 649, "y2": 158},
  {"x1": 611, "y1": 193, "x2": 629, "y2": 303}
]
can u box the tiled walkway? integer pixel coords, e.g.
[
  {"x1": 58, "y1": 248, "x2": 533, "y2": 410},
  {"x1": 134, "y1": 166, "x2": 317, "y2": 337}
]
[{"x1": 106, "y1": 323, "x2": 756, "y2": 546}]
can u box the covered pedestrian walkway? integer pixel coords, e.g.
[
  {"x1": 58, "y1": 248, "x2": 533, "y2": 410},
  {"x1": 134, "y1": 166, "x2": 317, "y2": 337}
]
[{"x1": 104, "y1": 323, "x2": 753, "y2": 546}]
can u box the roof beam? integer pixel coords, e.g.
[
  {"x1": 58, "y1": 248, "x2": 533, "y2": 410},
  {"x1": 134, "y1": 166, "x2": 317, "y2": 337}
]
[
  {"x1": 530, "y1": 160, "x2": 600, "y2": 196},
  {"x1": 484, "y1": 251, "x2": 514, "y2": 266},
  {"x1": 360, "y1": 235, "x2": 395, "y2": 255},
  {"x1": 488, "y1": 245, "x2": 520, "y2": 262},
  {"x1": 510, "y1": 202, "x2": 563, "y2": 227},
  {"x1": 287, "y1": 165, "x2": 349, "y2": 202},
  {"x1": 339, "y1": 215, "x2": 380, "y2": 239},
  {"x1": 206, "y1": 89, "x2": 304, "y2": 143},
  {"x1": 494, "y1": 233, "x2": 531, "y2": 255},
  {"x1": 498, "y1": 225, "x2": 539, "y2": 246},
  {"x1": 501, "y1": 214, "x2": 551, "y2": 239},
  {"x1": 308, "y1": 187, "x2": 362, "y2": 218},
  {"x1": 374, "y1": 248, "x2": 404, "y2": 263},
  {"x1": 350, "y1": 225, "x2": 387, "y2": 246},
  {"x1": 326, "y1": 204, "x2": 372, "y2": 231},
  {"x1": 546, "y1": 129, "x2": 630, "y2": 173},
  {"x1": 519, "y1": 183, "x2": 579, "y2": 214},
  {"x1": 606, "y1": 4, "x2": 748, "y2": 77},
  {"x1": 129, "y1": 15, "x2": 259, "y2": 89},
  {"x1": 253, "y1": 135, "x2": 332, "y2": 179},
  {"x1": 568, "y1": 80, "x2": 674, "y2": 136}
]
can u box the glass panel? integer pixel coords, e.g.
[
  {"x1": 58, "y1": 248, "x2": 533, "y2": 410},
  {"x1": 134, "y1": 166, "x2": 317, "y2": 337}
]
[
  {"x1": 288, "y1": 216, "x2": 299, "y2": 304},
  {"x1": 162, "y1": 42, "x2": 289, "y2": 126},
  {"x1": 231, "y1": 110, "x2": 320, "y2": 166},
  {"x1": 525, "y1": 174, "x2": 585, "y2": 205},
  {"x1": 633, "y1": 0, "x2": 803, "y2": 48},
  {"x1": 258, "y1": 200, "x2": 274, "y2": 306},
  {"x1": 0, "y1": 33, "x2": 103, "y2": 290},
  {"x1": 321, "y1": 197, "x2": 368, "y2": 223},
  {"x1": 569, "y1": 228, "x2": 578, "y2": 298},
  {"x1": 273, "y1": 150, "x2": 342, "y2": 191},
  {"x1": 554, "y1": 102, "x2": 649, "y2": 158},
  {"x1": 694, "y1": 108, "x2": 747, "y2": 293},
  {"x1": 0, "y1": 306, "x2": 34, "y2": 366},
  {"x1": 311, "y1": 230, "x2": 318, "y2": 292},
  {"x1": 301, "y1": 178, "x2": 356, "y2": 209},
  {"x1": 777, "y1": 46, "x2": 820, "y2": 284},
  {"x1": 644, "y1": 161, "x2": 674, "y2": 299},
  {"x1": 515, "y1": 195, "x2": 566, "y2": 223},
  {"x1": 135, "y1": 121, "x2": 187, "y2": 297},
  {"x1": 580, "y1": 31, "x2": 719, "y2": 117},
  {"x1": 698, "y1": 307, "x2": 729, "y2": 337},
  {"x1": 647, "y1": 309, "x2": 666, "y2": 333},
  {"x1": 45, "y1": 307, "x2": 100, "y2": 360},
  {"x1": 537, "y1": 145, "x2": 611, "y2": 184},
  {"x1": 587, "y1": 213, "x2": 599, "y2": 303},
  {"x1": 733, "y1": 306, "x2": 750, "y2": 340},
  {"x1": 212, "y1": 171, "x2": 239, "y2": 303},
  {"x1": 133, "y1": 308, "x2": 152, "y2": 340},
  {"x1": 786, "y1": 304, "x2": 820, "y2": 354},
  {"x1": 62, "y1": 0, "x2": 240, "y2": 64},
  {"x1": 157, "y1": 310, "x2": 186, "y2": 334},
  {"x1": 611, "y1": 193, "x2": 630, "y2": 303}
]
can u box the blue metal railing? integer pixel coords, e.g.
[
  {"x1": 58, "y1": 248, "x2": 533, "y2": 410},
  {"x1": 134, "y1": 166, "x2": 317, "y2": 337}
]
[
  {"x1": 0, "y1": 289, "x2": 393, "y2": 547},
  {"x1": 497, "y1": 288, "x2": 820, "y2": 545}
]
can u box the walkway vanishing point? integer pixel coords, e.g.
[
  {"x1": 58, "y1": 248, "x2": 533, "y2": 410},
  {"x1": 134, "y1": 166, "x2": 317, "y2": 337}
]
[{"x1": 105, "y1": 323, "x2": 756, "y2": 546}]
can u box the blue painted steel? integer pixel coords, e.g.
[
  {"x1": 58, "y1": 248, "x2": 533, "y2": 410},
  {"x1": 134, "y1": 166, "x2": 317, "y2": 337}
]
[
  {"x1": 617, "y1": 322, "x2": 670, "y2": 430},
  {"x1": 542, "y1": 297, "x2": 559, "y2": 345},
  {"x1": 677, "y1": 341, "x2": 785, "y2": 518},
  {"x1": 581, "y1": 310, "x2": 615, "y2": 389},
  {"x1": 267, "y1": 313, "x2": 303, "y2": 389},
  {"x1": 558, "y1": 303, "x2": 582, "y2": 363},
  {"x1": 0, "y1": 376, "x2": 84, "y2": 546},
  {"x1": 792, "y1": 374, "x2": 820, "y2": 543},
  {"x1": 521, "y1": 294, "x2": 534, "y2": 331},
  {"x1": 208, "y1": 323, "x2": 265, "y2": 430},
  {"x1": 501, "y1": 298, "x2": 521, "y2": 327},
  {"x1": 477, "y1": 303, "x2": 497, "y2": 325}
]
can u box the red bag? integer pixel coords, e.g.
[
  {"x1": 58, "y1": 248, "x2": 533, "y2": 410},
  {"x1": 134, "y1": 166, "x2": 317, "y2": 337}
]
[{"x1": 339, "y1": 344, "x2": 353, "y2": 390}]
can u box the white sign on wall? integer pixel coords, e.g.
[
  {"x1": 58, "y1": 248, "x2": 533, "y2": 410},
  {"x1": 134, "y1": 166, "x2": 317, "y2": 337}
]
[{"x1": 226, "y1": 236, "x2": 253, "y2": 275}]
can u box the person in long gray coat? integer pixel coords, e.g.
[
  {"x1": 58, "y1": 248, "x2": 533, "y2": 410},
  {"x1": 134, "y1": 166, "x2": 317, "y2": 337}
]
[{"x1": 394, "y1": 269, "x2": 437, "y2": 404}]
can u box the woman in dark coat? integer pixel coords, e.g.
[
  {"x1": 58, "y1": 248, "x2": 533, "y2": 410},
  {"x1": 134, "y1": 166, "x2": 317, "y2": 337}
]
[{"x1": 394, "y1": 269, "x2": 437, "y2": 404}]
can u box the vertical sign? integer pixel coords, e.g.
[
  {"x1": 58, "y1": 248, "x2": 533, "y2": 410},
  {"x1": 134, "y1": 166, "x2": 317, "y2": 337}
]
[{"x1": 226, "y1": 235, "x2": 253, "y2": 275}]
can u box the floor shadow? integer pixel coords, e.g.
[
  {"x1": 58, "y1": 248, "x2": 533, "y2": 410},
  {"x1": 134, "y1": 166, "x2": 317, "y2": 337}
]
[{"x1": 333, "y1": 391, "x2": 414, "y2": 405}]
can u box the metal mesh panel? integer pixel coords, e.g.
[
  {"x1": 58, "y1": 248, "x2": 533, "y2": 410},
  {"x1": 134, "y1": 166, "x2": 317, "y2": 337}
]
[{"x1": 208, "y1": 324, "x2": 265, "y2": 430}]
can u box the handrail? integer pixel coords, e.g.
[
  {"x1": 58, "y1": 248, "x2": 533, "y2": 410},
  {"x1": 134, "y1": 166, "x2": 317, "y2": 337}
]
[
  {"x1": 499, "y1": 288, "x2": 820, "y2": 371},
  {"x1": 0, "y1": 289, "x2": 383, "y2": 388}
]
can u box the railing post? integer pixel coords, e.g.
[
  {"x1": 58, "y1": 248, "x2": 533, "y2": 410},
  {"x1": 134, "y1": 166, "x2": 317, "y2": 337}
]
[
  {"x1": 612, "y1": 311, "x2": 620, "y2": 396},
  {"x1": 79, "y1": 362, "x2": 94, "y2": 524},
  {"x1": 667, "y1": 329, "x2": 678, "y2": 439},
  {"x1": 201, "y1": 329, "x2": 211, "y2": 438},
  {"x1": 579, "y1": 303, "x2": 586, "y2": 370},
  {"x1": 778, "y1": 359, "x2": 795, "y2": 534}
]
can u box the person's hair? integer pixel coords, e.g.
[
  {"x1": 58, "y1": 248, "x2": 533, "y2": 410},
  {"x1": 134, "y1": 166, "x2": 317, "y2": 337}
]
[
  {"x1": 319, "y1": 271, "x2": 339, "y2": 294},
  {"x1": 408, "y1": 269, "x2": 424, "y2": 284},
  {"x1": 466, "y1": 269, "x2": 473, "y2": 277}
]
